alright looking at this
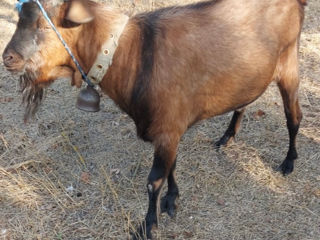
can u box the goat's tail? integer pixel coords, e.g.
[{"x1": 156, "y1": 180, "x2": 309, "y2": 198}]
[{"x1": 297, "y1": 0, "x2": 307, "y2": 5}]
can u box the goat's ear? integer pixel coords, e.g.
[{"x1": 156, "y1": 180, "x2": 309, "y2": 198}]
[{"x1": 65, "y1": 0, "x2": 95, "y2": 24}]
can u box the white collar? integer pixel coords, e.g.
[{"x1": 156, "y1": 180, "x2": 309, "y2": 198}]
[{"x1": 87, "y1": 15, "x2": 129, "y2": 85}]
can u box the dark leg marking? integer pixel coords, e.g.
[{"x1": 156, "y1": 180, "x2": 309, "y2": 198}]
[
  {"x1": 277, "y1": 100, "x2": 302, "y2": 175},
  {"x1": 161, "y1": 159, "x2": 179, "y2": 217},
  {"x1": 277, "y1": 55, "x2": 302, "y2": 175},
  {"x1": 133, "y1": 144, "x2": 177, "y2": 240},
  {"x1": 215, "y1": 109, "x2": 245, "y2": 148}
]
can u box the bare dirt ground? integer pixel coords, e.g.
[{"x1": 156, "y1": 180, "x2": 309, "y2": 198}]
[{"x1": 0, "y1": 0, "x2": 319, "y2": 239}]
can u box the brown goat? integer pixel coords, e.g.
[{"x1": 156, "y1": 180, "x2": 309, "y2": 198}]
[{"x1": 2, "y1": 0, "x2": 306, "y2": 239}]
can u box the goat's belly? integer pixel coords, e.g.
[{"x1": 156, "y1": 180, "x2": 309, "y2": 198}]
[{"x1": 195, "y1": 78, "x2": 271, "y2": 120}]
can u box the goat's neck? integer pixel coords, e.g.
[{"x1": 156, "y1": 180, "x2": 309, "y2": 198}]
[
  {"x1": 77, "y1": 10, "x2": 141, "y2": 112},
  {"x1": 76, "y1": 8, "x2": 125, "y2": 69}
]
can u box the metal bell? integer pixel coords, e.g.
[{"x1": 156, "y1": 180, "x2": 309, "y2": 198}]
[{"x1": 76, "y1": 85, "x2": 100, "y2": 112}]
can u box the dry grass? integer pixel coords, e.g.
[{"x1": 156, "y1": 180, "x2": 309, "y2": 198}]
[{"x1": 0, "y1": 0, "x2": 319, "y2": 239}]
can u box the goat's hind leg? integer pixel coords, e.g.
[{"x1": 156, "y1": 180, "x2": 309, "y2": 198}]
[
  {"x1": 277, "y1": 41, "x2": 303, "y2": 175},
  {"x1": 215, "y1": 108, "x2": 245, "y2": 148}
]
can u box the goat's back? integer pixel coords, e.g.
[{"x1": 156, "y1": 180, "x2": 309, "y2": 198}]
[{"x1": 144, "y1": 0, "x2": 304, "y2": 135}]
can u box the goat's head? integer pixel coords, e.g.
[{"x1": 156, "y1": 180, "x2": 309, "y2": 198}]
[{"x1": 2, "y1": 0, "x2": 97, "y2": 121}]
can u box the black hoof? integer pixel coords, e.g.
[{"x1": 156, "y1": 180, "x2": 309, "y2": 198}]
[
  {"x1": 277, "y1": 160, "x2": 294, "y2": 176},
  {"x1": 160, "y1": 193, "x2": 179, "y2": 218},
  {"x1": 131, "y1": 222, "x2": 152, "y2": 240}
]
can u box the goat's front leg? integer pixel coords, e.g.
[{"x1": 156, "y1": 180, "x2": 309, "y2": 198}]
[
  {"x1": 161, "y1": 159, "x2": 179, "y2": 217},
  {"x1": 133, "y1": 135, "x2": 179, "y2": 240}
]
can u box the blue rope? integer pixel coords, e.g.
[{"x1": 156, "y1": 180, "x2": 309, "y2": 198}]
[
  {"x1": 15, "y1": 0, "x2": 30, "y2": 12},
  {"x1": 17, "y1": 0, "x2": 94, "y2": 87}
]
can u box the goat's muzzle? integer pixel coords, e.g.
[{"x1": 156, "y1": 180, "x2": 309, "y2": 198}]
[{"x1": 2, "y1": 48, "x2": 25, "y2": 73}]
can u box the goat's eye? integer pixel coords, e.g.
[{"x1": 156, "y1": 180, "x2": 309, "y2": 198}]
[{"x1": 38, "y1": 24, "x2": 51, "y2": 32}]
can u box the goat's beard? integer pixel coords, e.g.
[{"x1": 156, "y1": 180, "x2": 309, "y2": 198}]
[{"x1": 19, "y1": 69, "x2": 44, "y2": 123}]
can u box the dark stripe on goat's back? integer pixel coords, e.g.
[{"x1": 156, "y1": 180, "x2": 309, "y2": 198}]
[{"x1": 129, "y1": 12, "x2": 160, "y2": 142}]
